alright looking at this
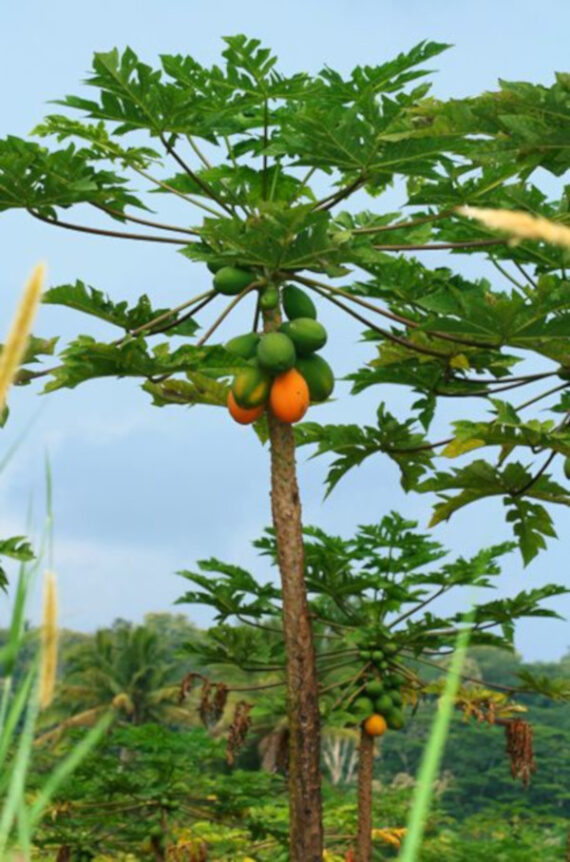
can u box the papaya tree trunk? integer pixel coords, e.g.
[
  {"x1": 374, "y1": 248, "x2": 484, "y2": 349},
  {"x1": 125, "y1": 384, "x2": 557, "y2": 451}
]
[
  {"x1": 267, "y1": 412, "x2": 323, "y2": 860},
  {"x1": 356, "y1": 725, "x2": 374, "y2": 862}
]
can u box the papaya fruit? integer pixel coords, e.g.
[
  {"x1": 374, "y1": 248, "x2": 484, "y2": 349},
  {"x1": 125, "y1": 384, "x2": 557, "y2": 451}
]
[
  {"x1": 257, "y1": 332, "x2": 296, "y2": 373},
  {"x1": 375, "y1": 693, "x2": 394, "y2": 714},
  {"x1": 364, "y1": 679, "x2": 384, "y2": 698},
  {"x1": 565, "y1": 456, "x2": 570, "y2": 480},
  {"x1": 296, "y1": 355, "x2": 334, "y2": 402},
  {"x1": 351, "y1": 696, "x2": 375, "y2": 716},
  {"x1": 232, "y1": 365, "x2": 271, "y2": 409},
  {"x1": 270, "y1": 368, "x2": 310, "y2": 423},
  {"x1": 372, "y1": 649, "x2": 385, "y2": 663},
  {"x1": 390, "y1": 690, "x2": 403, "y2": 707},
  {"x1": 364, "y1": 714, "x2": 388, "y2": 737},
  {"x1": 259, "y1": 285, "x2": 280, "y2": 311},
  {"x1": 207, "y1": 261, "x2": 225, "y2": 274},
  {"x1": 282, "y1": 284, "x2": 317, "y2": 320},
  {"x1": 383, "y1": 640, "x2": 398, "y2": 656},
  {"x1": 385, "y1": 708, "x2": 405, "y2": 730},
  {"x1": 225, "y1": 332, "x2": 260, "y2": 359},
  {"x1": 214, "y1": 266, "x2": 256, "y2": 296},
  {"x1": 280, "y1": 317, "x2": 327, "y2": 355},
  {"x1": 227, "y1": 391, "x2": 264, "y2": 425},
  {"x1": 386, "y1": 673, "x2": 406, "y2": 688}
]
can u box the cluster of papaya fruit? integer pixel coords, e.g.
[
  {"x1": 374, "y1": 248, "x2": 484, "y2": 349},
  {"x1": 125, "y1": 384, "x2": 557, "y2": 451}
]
[
  {"x1": 350, "y1": 632, "x2": 406, "y2": 737},
  {"x1": 212, "y1": 266, "x2": 334, "y2": 426}
]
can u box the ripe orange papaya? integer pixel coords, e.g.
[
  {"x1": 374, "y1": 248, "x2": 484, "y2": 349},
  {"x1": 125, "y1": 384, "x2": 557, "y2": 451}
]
[
  {"x1": 363, "y1": 714, "x2": 388, "y2": 737},
  {"x1": 269, "y1": 368, "x2": 310, "y2": 423},
  {"x1": 227, "y1": 391, "x2": 264, "y2": 424}
]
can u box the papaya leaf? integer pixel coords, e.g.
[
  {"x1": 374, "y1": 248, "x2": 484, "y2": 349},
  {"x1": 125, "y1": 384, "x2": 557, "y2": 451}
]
[
  {"x1": 296, "y1": 404, "x2": 433, "y2": 495},
  {"x1": 44, "y1": 281, "x2": 199, "y2": 336}
]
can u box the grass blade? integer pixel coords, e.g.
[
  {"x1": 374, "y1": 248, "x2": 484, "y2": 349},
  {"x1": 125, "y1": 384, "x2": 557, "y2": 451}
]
[{"x1": 399, "y1": 620, "x2": 473, "y2": 862}]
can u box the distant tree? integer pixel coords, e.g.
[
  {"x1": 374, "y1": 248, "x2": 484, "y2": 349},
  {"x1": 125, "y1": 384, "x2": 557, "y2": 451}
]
[{"x1": 38, "y1": 622, "x2": 195, "y2": 741}]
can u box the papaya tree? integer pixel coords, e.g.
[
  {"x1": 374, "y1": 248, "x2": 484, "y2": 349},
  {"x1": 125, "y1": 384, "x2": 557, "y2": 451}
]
[
  {"x1": 1, "y1": 36, "x2": 569, "y2": 859},
  {"x1": 176, "y1": 512, "x2": 568, "y2": 860}
]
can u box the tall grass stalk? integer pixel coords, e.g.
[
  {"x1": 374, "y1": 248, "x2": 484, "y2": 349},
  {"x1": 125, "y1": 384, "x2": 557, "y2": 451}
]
[
  {"x1": 0, "y1": 265, "x2": 111, "y2": 857},
  {"x1": 399, "y1": 621, "x2": 473, "y2": 862},
  {"x1": 0, "y1": 262, "x2": 46, "y2": 411}
]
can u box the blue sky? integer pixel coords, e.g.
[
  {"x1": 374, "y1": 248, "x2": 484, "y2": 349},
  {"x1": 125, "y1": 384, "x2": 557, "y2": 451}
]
[{"x1": 1, "y1": 0, "x2": 569, "y2": 660}]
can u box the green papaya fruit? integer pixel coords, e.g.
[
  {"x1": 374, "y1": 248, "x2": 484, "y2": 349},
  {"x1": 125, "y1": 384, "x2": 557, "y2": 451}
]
[
  {"x1": 256, "y1": 332, "x2": 296, "y2": 373},
  {"x1": 225, "y1": 332, "x2": 260, "y2": 359},
  {"x1": 385, "y1": 707, "x2": 405, "y2": 730},
  {"x1": 296, "y1": 355, "x2": 334, "y2": 402},
  {"x1": 207, "y1": 261, "x2": 225, "y2": 274},
  {"x1": 364, "y1": 679, "x2": 384, "y2": 697},
  {"x1": 385, "y1": 673, "x2": 406, "y2": 689},
  {"x1": 280, "y1": 318, "x2": 327, "y2": 356},
  {"x1": 214, "y1": 266, "x2": 256, "y2": 295},
  {"x1": 282, "y1": 284, "x2": 317, "y2": 320},
  {"x1": 564, "y1": 456, "x2": 570, "y2": 480},
  {"x1": 232, "y1": 365, "x2": 272, "y2": 408},
  {"x1": 390, "y1": 690, "x2": 403, "y2": 707},
  {"x1": 374, "y1": 693, "x2": 394, "y2": 714},
  {"x1": 351, "y1": 696, "x2": 375, "y2": 715},
  {"x1": 259, "y1": 285, "x2": 280, "y2": 310},
  {"x1": 372, "y1": 649, "x2": 385, "y2": 663},
  {"x1": 383, "y1": 640, "x2": 398, "y2": 656}
]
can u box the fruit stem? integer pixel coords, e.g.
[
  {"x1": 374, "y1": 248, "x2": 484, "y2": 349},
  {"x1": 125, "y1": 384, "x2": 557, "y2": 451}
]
[{"x1": 356, "y1": 725, "x2": 375, "y2": 862}]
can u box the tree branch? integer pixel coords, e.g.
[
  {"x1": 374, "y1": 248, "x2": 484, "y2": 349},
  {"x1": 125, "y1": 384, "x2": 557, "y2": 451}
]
[
  {"x1": 514, "y1": 261, "x2": 538, "y2": 290},
  {"x1": 159, "y1": 132, "x2": 235, "y2": 216},
  {"x1": 373, "y1": 238, "x2": 506, "y2": 252},
  {"x1": 29, "y1": 210, "x2": 190, "y2": 246},
  {"x1": 291, "y1": 273, "x2": 500, "y2": 350},
  {"x1": 196, "y1": 283, "x2": 260, "y2": 346},
  {"x1": 303, "y1": 283, "x2": 451, "y2": 359},
  {"x1": 91, "y1": 202, "x2": 199, "y2": 236},
  {"x1": 351, "y1": 210, "x2": 452, "y2": 236},
  {"x1": 510, "y1": 450, "x2": 557, "y2": 498}
]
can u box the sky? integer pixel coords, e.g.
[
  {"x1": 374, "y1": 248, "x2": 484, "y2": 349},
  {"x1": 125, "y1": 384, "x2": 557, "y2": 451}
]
[{"x1": 1, "y1": 0, "x2": 569, "y2": 660}]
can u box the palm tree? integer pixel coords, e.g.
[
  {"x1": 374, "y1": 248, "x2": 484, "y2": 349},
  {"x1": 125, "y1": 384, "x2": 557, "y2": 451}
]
[{"x1": 37, "y1": 622, "x2": 196, "y2": 743}]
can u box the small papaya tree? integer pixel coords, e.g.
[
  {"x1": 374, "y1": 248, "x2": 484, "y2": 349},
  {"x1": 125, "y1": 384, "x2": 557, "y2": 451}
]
[
  {"x1": 1, "y1": 37, "x2": 570, "y2": 859},
  {"x1": 176, "y1": 512, "x2": 568, "y2": 860}
]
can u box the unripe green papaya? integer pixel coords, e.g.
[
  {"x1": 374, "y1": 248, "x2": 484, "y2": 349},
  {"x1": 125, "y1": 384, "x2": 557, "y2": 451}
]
[
  {"x1": 207, "y1": 261, "x2": 225, "y2": 274},
  {"x1": 351, "y1": 696, "x2": 375, "y2": 716},
  {"x1": 259, "y1": 285, "x2": 280, "y2": 310},
  {"x1": 375, "y1": 693, "x2": 394, "y2": 714},
  {"x1": 232, "y1": 365, "x2": 272, "y2": 408},
  {"x1": 296, "y1": 355, "x2": 334, "y2": 403},
  {"x1": 225, "y1": 332, "x2": 260, "y2": 359},
  {"x1": 372, "y1": 649, "x2": 385, "y2": 663},
  {"x1": 282, "y1": 284, "x2": 317, "y2": 320},
  {"x1": 257, "y1": 332, "x2": 296, "y2": 373},
  {"x1": 364, "y1": 679, "x2": 384, "y2": 697},
  {"x1": 383, "y1": 640, "x2": 398, "y2": 656},
  {"x1": 385, "y1": 673, "x2": 406, "y2": 689},
  {"x1": 280, "y1": 318, "x2": 327, "y2": 356},
  {"x1": 385, "y1": 707, "x2": 405, "y2": 730},
  {"x1": 564, "y1": 456, "x2": 570, "y2": 480},
  {"x1": 390, "y1": 689, "x2": 403, "y2": 707},
  {"x1": 214, "y1": 266, "x2": 256, "y2": 295}
]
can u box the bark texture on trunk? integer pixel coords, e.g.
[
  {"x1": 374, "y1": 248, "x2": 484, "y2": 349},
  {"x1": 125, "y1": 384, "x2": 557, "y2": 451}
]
[
  {"x1": 356, "y1": 726, "x2": 374, "y2": 862},
  {"x1": 268, "y1": 411, "x2": 323, "y2": 861}
]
